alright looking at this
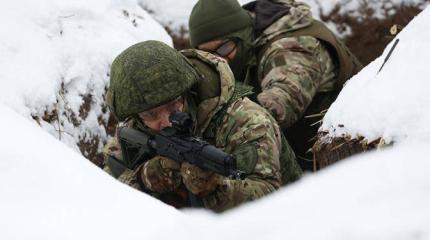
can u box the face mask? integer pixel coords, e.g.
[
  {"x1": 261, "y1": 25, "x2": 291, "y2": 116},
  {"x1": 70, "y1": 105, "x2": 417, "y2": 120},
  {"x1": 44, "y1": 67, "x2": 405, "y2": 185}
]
[
  {"x1": 222, "y1": 26, "x2": 255, "y2": 82},
  {"x1": 229, "y1": 41, "x2": 249, "y2": 81}
]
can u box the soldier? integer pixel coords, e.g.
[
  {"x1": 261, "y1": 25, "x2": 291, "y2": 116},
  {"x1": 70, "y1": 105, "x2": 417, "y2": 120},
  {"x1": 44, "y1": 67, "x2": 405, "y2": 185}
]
[
  {"x1": 188, "y1": 0, "x2": 363, "y2": 170},
  {"x1": 103, "y1": 40, "x2": 302, "y2": 212}
]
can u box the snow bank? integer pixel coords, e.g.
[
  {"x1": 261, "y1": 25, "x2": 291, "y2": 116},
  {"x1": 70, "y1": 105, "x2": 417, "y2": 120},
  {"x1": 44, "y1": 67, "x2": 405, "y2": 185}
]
[
  {"x1": 2, "y1": 100, "x2": 429, "y2": 239},
  {"x1": 0, "y1": 0, "x2": 171, "y2": 154},
  {"x1": 321, "y1": 6, "x2": 430, "y2": 144},
  {"x1": 0, "y1": 102, "x2": 185, "y2": 239},
  {"x1": 173, "y1": 142, "x2": 430, "y2": 240},
  {"x1": 1, "y1": 1, "x2": 429, "y2": 239},
  {"x1": 139, "y1": 0, "x2": 429, "y2": 33},
  {"x1": 138, "y1": 0, "x2": 254, "y2": 32}
]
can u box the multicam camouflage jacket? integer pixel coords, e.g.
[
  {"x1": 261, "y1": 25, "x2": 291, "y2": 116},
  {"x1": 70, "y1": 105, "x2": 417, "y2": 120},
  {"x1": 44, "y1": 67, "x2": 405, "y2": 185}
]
[
  {"x1": 103, "y1": 49, "x2": 302, "y2": 212},
  {"x1": 243, "y1": 0, "x2": 362, "y2": 168}
]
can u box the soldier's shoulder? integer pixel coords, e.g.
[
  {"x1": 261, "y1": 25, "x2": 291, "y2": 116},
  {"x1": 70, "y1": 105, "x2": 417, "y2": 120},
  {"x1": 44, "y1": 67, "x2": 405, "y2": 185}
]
[
  {"x1": 225, "y1": 97, "x2": 278, "y2": 127},
  {"x1": 181, "y1": 49, "x2": 225, "y2": 81},
  {"x1": 259, "y1": 35, "x2": 327, "y2": 74},
  {"x1": 264, "y1": 35, "x2": 321, "y2": 58},
  {"x1": 188, "y1": 57, "x2": 220, "y2": 83}
]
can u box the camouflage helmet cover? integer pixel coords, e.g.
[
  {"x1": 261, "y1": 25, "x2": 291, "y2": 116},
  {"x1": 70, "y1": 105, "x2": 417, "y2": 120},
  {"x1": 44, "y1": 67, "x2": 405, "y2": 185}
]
[{"x1": 107, "y1": 40, "x2": 199, "y2": 121}]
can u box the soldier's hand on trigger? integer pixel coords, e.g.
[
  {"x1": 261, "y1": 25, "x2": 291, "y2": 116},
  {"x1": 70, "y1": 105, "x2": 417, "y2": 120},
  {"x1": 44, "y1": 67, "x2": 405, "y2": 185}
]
[
  {"x1": 181, "y1": 162, "x2": 222, "y2": 197},
  {"x1": 140, "y1": 156, "x2": 182, "y2": 193}
]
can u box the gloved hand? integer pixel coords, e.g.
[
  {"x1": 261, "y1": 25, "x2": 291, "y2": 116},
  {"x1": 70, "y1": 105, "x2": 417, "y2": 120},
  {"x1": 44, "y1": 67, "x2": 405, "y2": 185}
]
[
  {"x1": 181, "y1": 162, "x2": 222, "y2": 197},
  {"x1": 140, "y1": 156, "x2": 182, "y2": 193}
]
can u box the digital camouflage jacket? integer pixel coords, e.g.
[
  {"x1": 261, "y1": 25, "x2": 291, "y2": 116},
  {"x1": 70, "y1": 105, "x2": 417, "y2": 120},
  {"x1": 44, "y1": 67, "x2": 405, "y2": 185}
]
[{"x1": 103, "y1": 49, "x2": 302, "y2": 212}]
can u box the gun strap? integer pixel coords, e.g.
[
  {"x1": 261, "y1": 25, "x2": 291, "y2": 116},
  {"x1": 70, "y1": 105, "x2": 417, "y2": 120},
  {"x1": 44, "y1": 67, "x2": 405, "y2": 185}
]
[{"x1": 106, "y1": 155, "x2": 128, "y2": 178}]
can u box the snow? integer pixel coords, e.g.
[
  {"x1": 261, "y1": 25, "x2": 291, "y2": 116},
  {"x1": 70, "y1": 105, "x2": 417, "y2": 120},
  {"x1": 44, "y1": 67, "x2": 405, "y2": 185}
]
[
  {"x1": 177, "y1": 142, "x2": 430, "y2": 240},
  {"x1": 307, "y1": 0, "x2": 429, "y2": 18},
  {"x1": 139, "y1": 0, "x2": 429, "y2": 34},
  {"x1": 1, "y1": 99, "x2": 430, "y2": 239},
  {"x1": 321, "y1": 6, "x2": 430, "y2": 145},
  {"x1": 0, "y1": 0, "x2": 172, "y2": 153},
  {"x1": 305, "y1": 0, "x2": 428, "y2": 36},
  {"x1": 1, "y1": 0, "x2": 430, "y2": 239},
  {"x1": 138, "y1": 0, "x2": 254, "y2": 32},
  {"x1": 0, "y1": 102, "x2": 185, "y2": 239}
]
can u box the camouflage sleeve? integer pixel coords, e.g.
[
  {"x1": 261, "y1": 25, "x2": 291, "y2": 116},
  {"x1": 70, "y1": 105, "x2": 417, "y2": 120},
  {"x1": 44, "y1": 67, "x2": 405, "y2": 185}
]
[
  {"x1": 203, "y1": 98, "x2": 283, "y2": 212},
  {"x1": 257, "y1": 36, "x2": 337, "y2": 129}
]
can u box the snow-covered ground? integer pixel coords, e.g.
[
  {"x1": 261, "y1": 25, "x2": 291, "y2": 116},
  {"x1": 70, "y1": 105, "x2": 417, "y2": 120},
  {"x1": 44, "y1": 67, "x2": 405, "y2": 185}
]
[
  {"x1": 307, "y1": 0, "x2": 429, "y2": 18},
  {"x1": 2, "y1": 93, "x2": 430, "y2": 239},
  {"x1": 321, "y1": 5, "x2": 430, "y2": 145},
  {"x1": 0, "y1": 0, "x2": 171, "y2": 155},
  {"x1": 1, "y1": 0, "x2": 430, "y2": 239},
  {"x1": 0, "y1": 102, "x2": 183, "y2": 239},
  {"x1": 138, "y1": 0, "x2": 254, "y2": 32},
  {"x1": 139, "y1": 0, "x2": 429, "y2": 33}
]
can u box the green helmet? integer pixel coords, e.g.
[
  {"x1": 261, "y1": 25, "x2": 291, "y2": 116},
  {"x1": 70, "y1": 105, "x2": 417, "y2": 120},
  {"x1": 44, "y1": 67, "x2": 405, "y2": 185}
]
[{"x1": 107, "y1": 40, "x2": 199, "y2": 121}]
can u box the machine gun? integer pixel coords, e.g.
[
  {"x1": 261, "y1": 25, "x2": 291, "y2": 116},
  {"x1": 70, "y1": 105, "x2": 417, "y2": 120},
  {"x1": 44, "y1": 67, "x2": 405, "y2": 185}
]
[{"x1": 118, "y1": 112, "x2": 243, "y2": 179}]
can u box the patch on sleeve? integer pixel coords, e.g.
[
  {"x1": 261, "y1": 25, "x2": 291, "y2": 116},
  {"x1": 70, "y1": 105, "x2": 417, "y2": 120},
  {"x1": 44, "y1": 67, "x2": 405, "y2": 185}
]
[
  {"x1": 233, "y1": 144, "x2": 258, "y2": 174},
  {"x1": 273, "y1": 55, "x2": 287, "y2": 68}
]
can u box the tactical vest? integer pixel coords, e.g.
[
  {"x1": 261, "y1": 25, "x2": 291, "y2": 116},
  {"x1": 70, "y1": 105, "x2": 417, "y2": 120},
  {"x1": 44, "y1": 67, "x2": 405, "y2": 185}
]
[
  {"x1": 249, "y1": 2, "x2": 363, "y2": 171},
  {"x1": 256, "y1": 20, "x2": 363, "y2": 90}
]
